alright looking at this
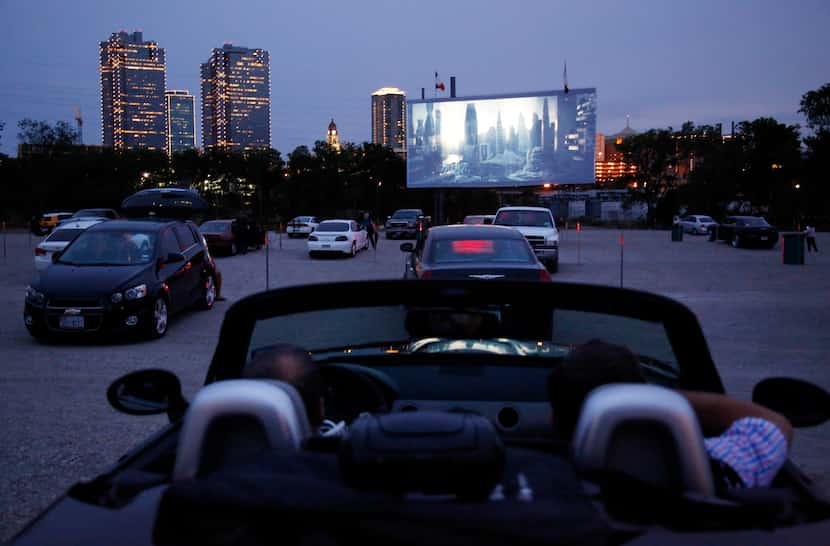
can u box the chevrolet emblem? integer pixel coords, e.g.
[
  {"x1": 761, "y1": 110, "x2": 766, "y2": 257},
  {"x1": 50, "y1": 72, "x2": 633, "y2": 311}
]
[{"x1": 64, "y1": 308, "x2": 82, "y2": 315}]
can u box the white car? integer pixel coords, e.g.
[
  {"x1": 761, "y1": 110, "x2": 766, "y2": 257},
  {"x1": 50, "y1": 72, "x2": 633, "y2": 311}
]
[
  {"x1": 307, "y1": 219, "x2": 368, "y2": 257},
  {"x1": 33, "y1": 218, "x2": 106, "y2": 271},
  {"x1": 679, "y1": 214, "x2": 717, "y2": 235},
  {"x1": 493, "y1": 206, "x2": 560, "y2": 272},
  {"x1": 286, "y1": 216, "x2": 319, "y2": 238}
]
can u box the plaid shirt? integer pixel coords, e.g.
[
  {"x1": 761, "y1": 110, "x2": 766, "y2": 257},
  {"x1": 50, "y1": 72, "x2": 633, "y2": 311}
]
[{"x1": 704, "y1": 417, "x2": 788, "y2": 488}]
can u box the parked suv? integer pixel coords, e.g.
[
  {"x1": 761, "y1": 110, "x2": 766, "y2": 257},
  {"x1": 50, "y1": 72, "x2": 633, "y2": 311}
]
[
  {"x1": 385, "y1": 209, "x2": 429, "y2": 239},
  {"x1": 493, "y1": 206, "x2": 559, "y2": 272}
]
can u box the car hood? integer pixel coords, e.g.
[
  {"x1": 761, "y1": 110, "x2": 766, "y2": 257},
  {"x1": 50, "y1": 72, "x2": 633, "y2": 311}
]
[
  {"x1": 506, "y1": 226, "x2": 557, "y2": 238},
  {"x1": 35, "y1": 263, "x2": 152, "y2": 296}
]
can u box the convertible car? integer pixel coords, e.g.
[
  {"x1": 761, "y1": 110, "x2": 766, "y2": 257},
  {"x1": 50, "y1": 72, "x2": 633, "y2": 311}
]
[{"x1": 9, "y1": 281, "x2": 830, "y2": 545}]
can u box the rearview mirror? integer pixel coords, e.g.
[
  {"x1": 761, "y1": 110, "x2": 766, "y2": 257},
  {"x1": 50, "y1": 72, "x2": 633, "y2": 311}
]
[
  {"x1": 400, "y1": 242, "x2": 414, "y2": 252},
  {"x1": 166, "y1": 252, "x2": 185, "y2": 264},
  {"x1": 753, "y1": 377, "x2": 830, "y2": 428},
  {"x1": 107, "y1": 369, "x2": 188, "y2": 422}
]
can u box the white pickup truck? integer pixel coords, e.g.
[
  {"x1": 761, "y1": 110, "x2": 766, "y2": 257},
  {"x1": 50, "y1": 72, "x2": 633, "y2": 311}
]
[{"x1": 493, "y1": 206, "x2": 559, "y2": 272}]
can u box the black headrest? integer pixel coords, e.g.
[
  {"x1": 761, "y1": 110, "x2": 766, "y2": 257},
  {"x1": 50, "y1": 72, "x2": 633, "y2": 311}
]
[{"x1": 339, "y1": 411, "x2": 505, "y2": 499}]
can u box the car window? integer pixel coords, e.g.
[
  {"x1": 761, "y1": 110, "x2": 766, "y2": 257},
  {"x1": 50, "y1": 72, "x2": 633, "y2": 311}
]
[
  {"x1": 200, "y1": 221, "x2": 229, "y2": 233},
  {"x1": 160, "y1": 228, "x2": 180, "y2": 256},
  {"x1": 392, "y1": 211, "x2": 419, "y2": 219},
  {"x1": 428, "y1": 238, "x2": 536, "y2": 264},
  {"x1": 495, "y1": 210, "x2": 552, "y2": 227},
  {"x1": 45, "y1": 229, "x2": 84, "y2": 242},
  {"x1": 58, "y1": 230, "x2": 157, "y2": 265},
  {"x1": 174, "y1": 224, "x2": 197, "y2": 249},
  {"x1": 699, "y1": 216, "x2": 714, "y2": 223},
  {"x1": 316, "y1": 222, "x2": 349, "y2": 232}
]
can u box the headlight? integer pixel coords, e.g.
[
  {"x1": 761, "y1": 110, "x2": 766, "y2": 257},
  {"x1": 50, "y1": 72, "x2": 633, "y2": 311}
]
[
  {"x1": 110, "y1": 292, "x2": 123, "y2": 303},
  {"x1": 335, "y1": 235, "x2": 348, "y2": 241},
  {"x1": 25, "y1": 286, "x2": 46, "y2": 305},
  {"x1": 545, "y1": 235, "x2": 559, "y2": 246},
  {"x1": 124, "y1": 284, "x2": 147, "y2": 301},
  {"x1": 308, "y1": 235, "x2": 318, "y2": 242}
]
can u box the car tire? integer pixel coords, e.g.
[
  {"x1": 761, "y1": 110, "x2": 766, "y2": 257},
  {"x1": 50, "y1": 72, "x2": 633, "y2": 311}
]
[
  {"x1": 198, "y1": 275, "x2": 216, "y2": 311},
  {"x1": 26, "y1": 322, "x2": 49, "y2": 342},
  {"x1": 147, "y1": 297, "x2": 169, "y2": 339},
  {"x1": 731, "y1": 234, "x2": 741, "y2": 248},
  {"x1": 230, "y1": 242, "x2": 238, "y2": 256},
  {"x1": 308, "y1": 251, "x2": 315, "y2": 259},
  {"x1": 350, "y1": 242, "x2": 357, "y2": 257}
]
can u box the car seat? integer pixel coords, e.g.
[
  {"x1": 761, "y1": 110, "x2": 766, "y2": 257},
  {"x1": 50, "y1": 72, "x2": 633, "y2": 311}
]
[{"x1": 173, "y1": 379, "x2": 312, "y2": 480}]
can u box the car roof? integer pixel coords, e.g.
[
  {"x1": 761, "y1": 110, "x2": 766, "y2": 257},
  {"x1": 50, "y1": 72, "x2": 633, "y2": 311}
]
[
  {"x1": 496, "y1": 206, "x2": 550, "y2": 213},
  {"x1": 428, "y1": 225, "x2": 525, "y2": 240},
  {"x1": 202, "y1": 219, "x2": 235, "y2": 223},
  {"x1": 86, "y1": 219, "x2": 182, "y2": 232},
  {"x1": 393, "y1": 209, "x2": 423, "y2": 213}
]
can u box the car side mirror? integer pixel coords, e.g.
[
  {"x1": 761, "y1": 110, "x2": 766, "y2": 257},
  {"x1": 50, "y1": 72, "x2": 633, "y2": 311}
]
[
  {"x1": 753, "y1": 377, "x2": 830, "y2": 428},
  {"x1": 107, "y1": 369, "x2": 188, "y2": 422},
  {"x1": 166, "y1": 252, "x2": 185, "y2": 264},
  {"x1": 400, "y1": 242, "x2": 415, "y2": 252}
]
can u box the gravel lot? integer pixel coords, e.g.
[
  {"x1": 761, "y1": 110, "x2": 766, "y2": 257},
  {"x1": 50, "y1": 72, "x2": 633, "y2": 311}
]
[{"x1": 1, "y1": 227, "x2": 828, "y2": 541}]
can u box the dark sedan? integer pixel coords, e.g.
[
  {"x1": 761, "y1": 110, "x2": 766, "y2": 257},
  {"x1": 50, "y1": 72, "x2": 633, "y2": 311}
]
[
  {"x1": 711, "y1": 216, "x2": 779, "y2": 249},
  {"x1": 400, "y1": 224, "x2": 551, "y2": 281},
  {"x1": 24, "y1": 219, "x2": 217, "y2": 340}
]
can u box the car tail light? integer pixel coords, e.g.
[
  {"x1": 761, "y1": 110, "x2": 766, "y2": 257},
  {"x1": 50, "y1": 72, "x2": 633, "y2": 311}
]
[
  {"x1": 420, "y1": 270, "x2": 432, "y2": 280},
  {"x1": 35, "y1": 247, "x2": 46, "y2": 256},
  {"x1": 538, "y1": 269, "x2": 552, "y2": 282}
]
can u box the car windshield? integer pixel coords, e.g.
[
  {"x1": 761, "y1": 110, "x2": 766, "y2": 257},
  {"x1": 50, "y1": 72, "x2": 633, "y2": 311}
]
[
  {"x1": 58, "y1": 230, "x2": 156, "y2": 265},
  {"x1": 427, "y1": 238, "x2": 536, "y2": 264},
  {"x1": 699, "y1": 216, "x2": 714, "y2": 223},
  {"x1": 316, "y1": 222, "x2": 349, "y2": 232},
  {"x1": 495, "y1": 211, "x2": 552, "y2": 227},
  {"x1": 243, "y1": 289, "x2": 683, "y2": 403},
  {"x1": 45, "y1": 229, "x2": 84, "y2": 243},
  {"x1": 73, "y1": 209, "x2": 109, "y2": 218},
  {"x1": 740, "y1": 217, "x2": 770, "y2": 226},
  {"x1": 463, "y1": 216, "x2": 485, "y2": 224},
  {"x1": 392, "y1": 211, "x2": 419, "y2": 219},
  {"x1": 200, "y1": 221, "x2": 230, "y2": 233},
  {"x1": 293, "y1": 216, "x2": 311, "y2": 222}
]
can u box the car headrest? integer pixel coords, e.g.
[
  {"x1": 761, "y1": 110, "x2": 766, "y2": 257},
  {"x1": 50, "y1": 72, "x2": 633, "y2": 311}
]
[
  {"x1": 339, "y1": 411, "x2": 505, "y2": 499},
  {"x1": 571, "y1": 384, "x2": 714, "y2": 497},
  {"x1": 173, "y1": 380, "x2": 312, "y2": 480}
]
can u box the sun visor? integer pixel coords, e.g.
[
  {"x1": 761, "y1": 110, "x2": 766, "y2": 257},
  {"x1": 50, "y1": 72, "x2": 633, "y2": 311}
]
[{"x1": 121, "y1": 189, "x2": 209, "y2": 219}]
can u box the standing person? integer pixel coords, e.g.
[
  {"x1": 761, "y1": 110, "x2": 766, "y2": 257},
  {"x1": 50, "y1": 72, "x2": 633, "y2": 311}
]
[
  {"x1": 805, "y1": 222, "x2": 819, "y2": 253},
  {"x1": 361, "y1": 212, "x2": 378, "y2": 250}
]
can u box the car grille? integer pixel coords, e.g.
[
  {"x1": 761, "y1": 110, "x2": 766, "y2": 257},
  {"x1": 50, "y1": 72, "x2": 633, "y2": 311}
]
[
  {"x1": 388, "y1": 221, "x2": 408, "y2": 228},
  {"x1": 525, "y1": 236, "x2": 545, "y2": 248},
  {"x1": 47, "y1": 298, "x2": 102, "y2": 309}
]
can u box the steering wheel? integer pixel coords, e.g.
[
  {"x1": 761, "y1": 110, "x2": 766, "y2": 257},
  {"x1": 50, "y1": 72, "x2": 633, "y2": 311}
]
[{"x1": 319, "y1": 364, "x2": 398, "y2": 423}]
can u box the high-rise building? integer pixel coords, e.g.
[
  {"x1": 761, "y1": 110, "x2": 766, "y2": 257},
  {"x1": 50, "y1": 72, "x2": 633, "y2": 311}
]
[
  {"x1": 100, "y1": 31, "x2": 166, "y2": 151},
  {"x1": 371, "y1": 87, "x2": 406, "y2": 156},
  {"x1": 165, "y1": 90, "x2": 196, "y2": 155},
  {"x1": 326, "y1": 118, "x2": 341, "y2": 151},
  {"x1": 201, "y1": 44, "x2": 271, "y2": 151},
  {"x1": 594, "y1": 120, "x2": 638, "y2": 183}
]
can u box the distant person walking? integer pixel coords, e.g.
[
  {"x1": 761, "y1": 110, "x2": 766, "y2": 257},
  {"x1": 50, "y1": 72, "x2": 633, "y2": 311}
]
[
  {"x1": 805, "y1": 223, "x2": 818, "y2": 253},
  {"x1": 361, "y1": 212, "x2": 378, "y2": 250}
]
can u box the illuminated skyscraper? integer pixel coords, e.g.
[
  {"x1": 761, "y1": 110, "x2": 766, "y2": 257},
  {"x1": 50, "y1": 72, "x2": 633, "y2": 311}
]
[
  {"x1": 201, "y1": 44, "x2": 271, "y2": 150},
  {"x1": 100, "y1": 31, "x2": 166, "y2": 150},
  {"x1": 371, "y1": 87, "x2": 406, "y2": 156},
  {"x1": 165, "y1": 90, "x2": 196, "y2": 156},
  {"x1": 327, "y1": 118, "x2": 341, "y2": 151}
]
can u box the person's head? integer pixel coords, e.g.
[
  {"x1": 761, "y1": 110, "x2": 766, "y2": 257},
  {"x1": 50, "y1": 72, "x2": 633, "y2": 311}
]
[
  {"x1": 547, "y1": 339, "x2": 645, "y2": 442},
  {"x1": 243, "y1": 344, "x2": 324, "y2": 427},
  {"x1": 363, "y1": 212, "x2": 370, "y2": 220}
]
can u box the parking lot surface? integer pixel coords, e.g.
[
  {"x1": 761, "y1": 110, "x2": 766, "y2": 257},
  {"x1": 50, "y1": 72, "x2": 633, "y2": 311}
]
[{"x1": 1, "y1": 228, "x2": 828, "y2": 541}]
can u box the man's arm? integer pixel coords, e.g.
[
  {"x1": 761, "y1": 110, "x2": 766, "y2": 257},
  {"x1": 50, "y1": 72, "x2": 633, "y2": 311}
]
[{"x1": 679, "y1": 390, "x2": 793, "y2": 447}]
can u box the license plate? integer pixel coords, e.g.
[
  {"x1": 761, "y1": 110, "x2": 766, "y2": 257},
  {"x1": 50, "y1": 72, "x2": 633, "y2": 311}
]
[
  {"x1": 59, "y1": 316, "x2": 85, "y2": 330},
  {"x1": 322, "y1": 244, "x2": 331, "y2": 249},
  {"x1": 761, "y1": 236, "x2": 768, "y2": 241}
]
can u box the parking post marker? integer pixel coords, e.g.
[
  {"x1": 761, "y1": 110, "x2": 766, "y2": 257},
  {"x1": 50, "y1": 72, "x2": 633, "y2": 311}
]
[
  {"x1": 577, "y1": 222, "x2": 581, "y2": 265},
  {"x1": 2, "y1": 221, "x2": 6, "y2": 262},
  {"x1": 619, "y1": 230, "x2": 624, "y2": 288},
  {"x1": 279, "y1": 223, "x2": 283, "y2": 250},
  {"x1": 266, "y1": 229, "x2": 270, "y2": 290}
]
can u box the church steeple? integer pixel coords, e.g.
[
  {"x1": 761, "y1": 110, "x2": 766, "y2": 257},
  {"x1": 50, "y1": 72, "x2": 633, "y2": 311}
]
[{"x1": 327, "y1": 118, "x2": 341, "y2": 151}]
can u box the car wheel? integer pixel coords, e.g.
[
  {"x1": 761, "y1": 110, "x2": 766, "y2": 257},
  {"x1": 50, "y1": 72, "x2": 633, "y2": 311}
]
[
  {"x1": 350, "y1": 242, "x2": 357, "y2": 257},
  {"x1": 230, "y1": 242, "x2": 238, "y2": 256},
  {"x1": 731, "y1": 234, "x2": 740, "y2": 248},
  {"x1": 147, "y1": 297, "x2": 169, "y2": 339},
  {"x1": 199, "y1": 275, "x2": 216, "y2": 310},
  {"x1": 25, "y1": 322, "x2": 49, "y2": 342}
]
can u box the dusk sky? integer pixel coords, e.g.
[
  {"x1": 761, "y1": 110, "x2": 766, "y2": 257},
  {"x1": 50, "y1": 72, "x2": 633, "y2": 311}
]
[{"x1": 1, "y1": 0, "x2": 829, "y2": 157}]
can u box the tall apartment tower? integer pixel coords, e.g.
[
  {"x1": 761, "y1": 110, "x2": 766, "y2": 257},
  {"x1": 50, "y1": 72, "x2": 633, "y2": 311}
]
[
  {"x1": 201, "y1": 44, "x2": 271, "y2": 150},
  {"x1": 165, "y1": 90, "x2": 196, "y2": 155},
  {"x1": 371, "y1": 87, "x2": 406, "y2": 156},
  {"x1": 100, "y1": 31, "x2": 167, "y2": 150}
]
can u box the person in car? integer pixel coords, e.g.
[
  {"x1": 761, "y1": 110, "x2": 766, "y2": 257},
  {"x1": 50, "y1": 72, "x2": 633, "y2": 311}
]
[{"x1": 547, "y1": 339, "x2": 793, "y2": 489}]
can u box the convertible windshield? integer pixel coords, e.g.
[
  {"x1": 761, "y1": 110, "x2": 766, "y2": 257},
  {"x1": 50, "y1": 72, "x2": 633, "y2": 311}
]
[
  {"x1": 248, "y1": 302, "x2": 681, "y2": 401},
  {"x1": 59, "y1": 230, "x2": 156, "y2": 265}
]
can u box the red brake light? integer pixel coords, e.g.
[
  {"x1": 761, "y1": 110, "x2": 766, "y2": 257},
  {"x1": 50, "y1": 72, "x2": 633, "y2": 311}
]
[
  {"x1": 35, "y1": 247, "x2": 46, "y2": 256},
  {"x1": 451, "y1": 240, "x2": 495, "y2": 254},
  {"x1": 538, "y1": 268, "x2": 552, "y2": 282}
]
